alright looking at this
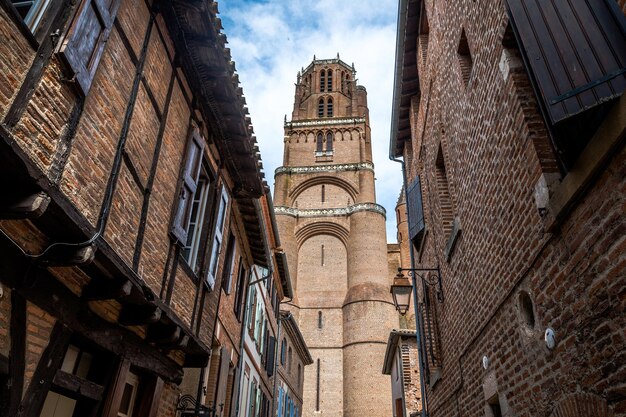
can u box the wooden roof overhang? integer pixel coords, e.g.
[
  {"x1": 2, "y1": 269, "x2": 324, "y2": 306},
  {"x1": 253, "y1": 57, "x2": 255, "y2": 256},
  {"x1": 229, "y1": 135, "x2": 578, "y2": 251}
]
[
  {"x1": 160, "y1": 0, "x2": 272, "y2": 267},
  {"x1": 389, "y1": 0, "x2": 422, "y2": 159},
  {"x1": 280, "y1": 311, "x2": 313, "y2": 365},
  {"x1": 160, "y1": 0, "x2": 265, "y2": 198}
]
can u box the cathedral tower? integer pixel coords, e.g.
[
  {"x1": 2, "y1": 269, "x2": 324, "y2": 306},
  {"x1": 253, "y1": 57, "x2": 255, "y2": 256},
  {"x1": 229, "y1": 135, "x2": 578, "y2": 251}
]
[{"x1": 274, "y1": 57, "x2": 397, "y2": 417}]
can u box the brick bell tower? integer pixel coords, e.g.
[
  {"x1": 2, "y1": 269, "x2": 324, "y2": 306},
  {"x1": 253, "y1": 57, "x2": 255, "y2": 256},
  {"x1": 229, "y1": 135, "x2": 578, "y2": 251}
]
[{"x1": 274, "y1": 57, "x2": 396, "y2": 417}]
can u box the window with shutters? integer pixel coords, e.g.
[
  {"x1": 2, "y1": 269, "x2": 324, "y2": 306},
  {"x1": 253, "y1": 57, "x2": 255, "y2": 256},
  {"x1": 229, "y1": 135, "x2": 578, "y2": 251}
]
[
  {"x1": 58, "y1": 0, "x2": 122, "y2": 95},
  {"x1": 319, "y1": 70, "x2": 326, "y2": 93},
  {"x1": 206, "y1": 186, "x2": 230, "y2": 289},
  {"x1": 280, "y1": 339, "x2": 287, "y2": 366},
  {"x1": 182, "y1": 168, "x2": 210, "y2": 272},
  {"x1": 505, "y1": 0, "x2": 626, "y2": 171},
  {"x1": 406, "y1": 176, "x2": 425, "y2": 250},
  {"x1": 318, "y1": 99, "x2": 324, "y2": 118},
  {"x1": 233, "y1": 259, "x2": 247, "y2": 321},
  {"x1": 10, "y1": 0, "x2": 52, "y2": 34},
  {"x1": 327, "y1": 97, "x2": 333, "y2": 117},
  {"x1": 221, "y1": 232, "x2": 236, "y2": 294}
]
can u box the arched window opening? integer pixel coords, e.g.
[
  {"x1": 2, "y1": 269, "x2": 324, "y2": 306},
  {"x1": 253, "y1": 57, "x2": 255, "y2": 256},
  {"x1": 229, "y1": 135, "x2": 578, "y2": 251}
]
[
  {"x1": 327, "y1": 97, "x2": 333, "y2": 118},
  {"x1": 319, "y1": 70, "x2": 326, "y2": 92},
  {"x1": 318, "y1": 99, "x2": 324, "y2": 118},
  {"x1": 281, "y1": 338, "x2": 287, "y2": 365},
  {"x1": 318, "y1": 311, "x2": 323, "y2": 328},
  {"x1": 341, "y1": 72, "x2": 345, "y2": 92},
  {"x1": 327, "y1": 69, "x2": 333, "y2": 91},
  {"x1": 297, "y1": 364, "x2": 302, "y2": 388},
  {"x1": 326, "y1": 131, "x2": 333, "y2": 151},
  {"x1": 519, "y1": 291, "x2": 535, "y2": 328},
  {"x1": 321, "y1": 244, "x2": 325, "y2": 266},
  {"x1": 316, "y1": 133, "x2": 324, "y2": 152},
  {"x1": 288, "y1": 347, "x2": 293, "y2": 372},
  {"x1": 321, "y1": 185, "x2": 325, "y2": 203}
]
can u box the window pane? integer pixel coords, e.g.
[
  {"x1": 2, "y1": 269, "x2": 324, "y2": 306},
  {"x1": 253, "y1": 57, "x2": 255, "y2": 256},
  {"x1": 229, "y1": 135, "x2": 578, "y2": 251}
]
[
  {"x1": 39, "y1": 391, "x2": 77, "y2": 417},
  {"x1": 118, "y1": 383, "x2": 134, "y2": 415}
]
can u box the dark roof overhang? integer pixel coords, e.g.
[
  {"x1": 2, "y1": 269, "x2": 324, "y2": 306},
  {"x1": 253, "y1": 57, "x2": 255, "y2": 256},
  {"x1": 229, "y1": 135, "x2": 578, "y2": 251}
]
[
  {"x1": 382, "y1": 329, "x2": 416, "y2": 374},
  {"x1": 160, "y1": 0, "x2": 265, "y2": 197},
  {"x1": 389, "y1": 0, "x2": 422, "y2": 159}
]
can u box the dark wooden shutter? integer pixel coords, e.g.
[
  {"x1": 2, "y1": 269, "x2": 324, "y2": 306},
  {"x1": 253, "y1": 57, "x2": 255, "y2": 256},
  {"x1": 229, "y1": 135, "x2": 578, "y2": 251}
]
[
  {"x1": 266, "y1": 336, "x2": 276, "y2": 376},
  {"x1": 506, "y1": 0, "x2": 626, "y2": 124},
  {"x1": 406, "y1": 176, "x2": 425, "y2": 245},
  {"x1": 58, "y1": 0, "x2": 121, "y2": 95},
  {"x1": 171, "y1": 130, "x2": 205, "y2": 243}
]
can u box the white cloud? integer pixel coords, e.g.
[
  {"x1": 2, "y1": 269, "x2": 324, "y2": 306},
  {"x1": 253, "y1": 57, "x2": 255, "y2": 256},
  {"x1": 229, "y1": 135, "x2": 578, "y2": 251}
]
[{"x1": 221, "y1": 0, "x2": 403, "y2": 242}]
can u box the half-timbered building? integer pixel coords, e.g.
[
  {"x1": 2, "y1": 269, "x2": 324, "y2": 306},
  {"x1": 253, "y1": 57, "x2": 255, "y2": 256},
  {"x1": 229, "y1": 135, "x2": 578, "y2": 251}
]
[{"x1": 0, "y1": 0, "x2": 272, "y2": 416}]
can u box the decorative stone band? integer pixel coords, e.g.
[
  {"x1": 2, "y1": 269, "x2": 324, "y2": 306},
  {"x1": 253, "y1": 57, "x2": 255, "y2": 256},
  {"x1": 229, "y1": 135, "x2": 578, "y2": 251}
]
[
  {"x1": 285, "y1": 117, "x2": 366, "y2": 128},
  {"x1": 275, "y1": 162, "x2": 374, "y2": 175},
  {"x1": 274, "y1": 203, "x2": 386, "y2": 218}
]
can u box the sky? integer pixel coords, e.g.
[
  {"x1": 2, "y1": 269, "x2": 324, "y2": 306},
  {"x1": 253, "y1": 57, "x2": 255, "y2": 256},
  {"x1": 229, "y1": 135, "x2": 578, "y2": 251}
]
[{"x1": 219, "y1": 0, "x2": 403, "y2": 242}]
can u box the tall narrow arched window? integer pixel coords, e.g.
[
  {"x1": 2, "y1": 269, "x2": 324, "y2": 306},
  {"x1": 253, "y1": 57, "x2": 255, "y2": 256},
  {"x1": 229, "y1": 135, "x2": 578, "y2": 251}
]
[
  {"x1": 318, "y1": 99, "x2": 324, "y2": 118},
  {"x1": 318, "y1": 311, "x2": 323, "y2": 328},
  {"x1": 321, "y1": 244, "x2": 325, "y2": 265},
  {"x1": 327, "y1": 69, "x2": 333, "y2": 91},
  {"x1": 341, "y1": 72, "x2": 345, "y2": 92},
  {"x1": 316, "y1": 133, "x2": 323, "y2": 152},
  {"x1": 281, "y1": 338, "x2": 287, "y2": 365},
  {"x1": 326, "y1": 132, "x2": 333, "y2": 152},
  {"x1": 321, "y1": 185, "x2": 325, "y2": 203},
  {"x1": 319, "y1": 70, "x2": 326, "y2": 92},
  {"x1": 327, "y1": 97, "x2": 333, "y2": 117}
]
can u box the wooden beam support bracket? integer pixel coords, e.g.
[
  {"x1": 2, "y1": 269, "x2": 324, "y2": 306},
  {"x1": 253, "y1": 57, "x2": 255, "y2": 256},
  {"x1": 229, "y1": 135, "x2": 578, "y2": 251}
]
[{"x1": 0, "y1": 191, "x2": 50, "y2": 219}]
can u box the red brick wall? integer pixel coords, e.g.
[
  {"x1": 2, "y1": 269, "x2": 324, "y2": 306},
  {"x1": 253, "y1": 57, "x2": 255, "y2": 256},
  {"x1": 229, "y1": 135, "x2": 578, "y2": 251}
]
[
  {"x1": 403, "y1": 0, "x2": 626, "y2": 415},
  {"x1": 0, "y1": 8, "x2": 35, "y2": 120},
  {"x1": 23, "y1": 303, "x2": 56, "y2": 394}
]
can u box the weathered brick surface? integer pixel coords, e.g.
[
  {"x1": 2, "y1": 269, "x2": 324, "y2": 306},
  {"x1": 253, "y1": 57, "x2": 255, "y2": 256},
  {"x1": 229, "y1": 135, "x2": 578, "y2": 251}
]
[
  {"x1": 104, "y1": 161, "x2": 143, "y2": 267},
  {"x1": 116, "y1": 0, "x2": 150, "y2": 58},
  {"x1": 124, "y1": 83, "x2": 160, "y2": 186},
  {"x1": 0, "y1": 8, "x2": 34, "y2": 120},
  {"x1": 13, "y1": 60, "x2": 75, "y2": 175},
  {"x1": 61, "y1": 27, "x2": 134, "y2": 225},
  {"x1": 23, "y1": 302, "x2": 55, "y2": 395},
  {"x1": 398, "y1": 0, "x2": 626, "y2": 415},
  {"x1": 157, "y1": 382, "x2": 181, "y2": 417}
]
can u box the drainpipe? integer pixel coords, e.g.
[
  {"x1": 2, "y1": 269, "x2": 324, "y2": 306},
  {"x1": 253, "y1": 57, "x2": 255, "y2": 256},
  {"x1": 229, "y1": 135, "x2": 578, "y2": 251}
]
[{"x1": 390, "y1": 156, "x2": 429, "y2": 417}]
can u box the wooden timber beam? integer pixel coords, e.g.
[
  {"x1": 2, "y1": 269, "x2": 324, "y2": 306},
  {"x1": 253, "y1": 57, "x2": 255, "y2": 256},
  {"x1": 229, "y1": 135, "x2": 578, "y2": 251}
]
[
  {"x1": 0, "y1": 191, "x2": 50, "y2": 219},
  {"x1": 17, "y1": 269, "x2": 183, "y2": 383},
  {"x1": 82, "y1": 278, "x2": 132, "y2": 301},
  {"x1": 118, "y1": 303, "x2": 162, "y2": 326}
]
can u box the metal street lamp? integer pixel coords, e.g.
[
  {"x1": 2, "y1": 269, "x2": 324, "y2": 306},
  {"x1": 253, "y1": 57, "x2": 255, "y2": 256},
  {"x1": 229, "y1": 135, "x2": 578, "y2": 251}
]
[{"x1": 390, "y1": 272, "x2": 413, "y2": 315}]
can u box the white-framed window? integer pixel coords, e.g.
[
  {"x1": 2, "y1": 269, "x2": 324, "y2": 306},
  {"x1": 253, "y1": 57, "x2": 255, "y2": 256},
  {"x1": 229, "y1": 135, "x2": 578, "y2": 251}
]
[
  {"x1": 117, "y1": 372, "x2": 140, "y2": 417},
  {"x1": 182, "y1": 173, "x2": 210, "y2": 272},
  {"x1": 206, "y1": 185, "x2": 230, "y2": 289}
]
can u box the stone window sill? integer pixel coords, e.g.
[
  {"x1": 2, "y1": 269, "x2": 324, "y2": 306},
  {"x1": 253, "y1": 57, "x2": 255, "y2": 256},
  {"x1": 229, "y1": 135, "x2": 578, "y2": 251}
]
[{"x1": 541, "y1": 95, "x2": 625, "y2": 232}]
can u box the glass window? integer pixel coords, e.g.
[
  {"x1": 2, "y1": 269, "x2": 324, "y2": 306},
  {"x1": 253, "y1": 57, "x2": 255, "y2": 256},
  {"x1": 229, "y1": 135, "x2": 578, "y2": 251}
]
[
  {"x1": 183, "y1": 174, "x2": 210, "y2": 271},
  {"x1": 207, "y1": 186, "x2": 230, "y2": 289},
  {"x1": 11, "y1": 0, "x2": 51, "y2": 32}
]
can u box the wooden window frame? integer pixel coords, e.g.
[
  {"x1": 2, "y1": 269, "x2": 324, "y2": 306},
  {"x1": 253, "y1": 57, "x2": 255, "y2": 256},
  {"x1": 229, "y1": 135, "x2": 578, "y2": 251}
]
[{"x1": 57, "y1": 0, "x2": 122, "y2": 95}]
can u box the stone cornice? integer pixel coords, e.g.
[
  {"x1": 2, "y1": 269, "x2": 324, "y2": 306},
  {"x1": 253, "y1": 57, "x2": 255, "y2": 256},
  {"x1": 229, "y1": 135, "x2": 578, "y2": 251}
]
[
  {"x1": 274, "y1": 203, "x2": 386, "y2": 218},
  {"x1": 275, "y1": 162, "x2": 374, "y2": 176},
  {"x1": 284, "y1": 117, "x2": 366, "y2": 128}
]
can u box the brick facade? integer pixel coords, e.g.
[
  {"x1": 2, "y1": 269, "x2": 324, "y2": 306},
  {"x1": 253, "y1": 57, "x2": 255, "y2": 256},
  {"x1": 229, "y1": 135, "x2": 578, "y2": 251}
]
[
  {"x1": 391, "y1": 0, "x2": 626, "y2": 416},
  {"x1": 0, "y1": 1, "x2": 273, "y2": 416}
]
